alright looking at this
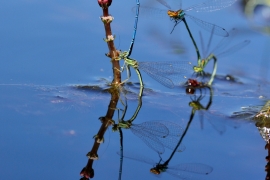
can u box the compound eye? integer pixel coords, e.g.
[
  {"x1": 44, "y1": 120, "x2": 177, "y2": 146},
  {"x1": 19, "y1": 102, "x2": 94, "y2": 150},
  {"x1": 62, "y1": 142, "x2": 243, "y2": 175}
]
[{"x1": 186, "y1": 86, "x2": 195, "y2": 94}]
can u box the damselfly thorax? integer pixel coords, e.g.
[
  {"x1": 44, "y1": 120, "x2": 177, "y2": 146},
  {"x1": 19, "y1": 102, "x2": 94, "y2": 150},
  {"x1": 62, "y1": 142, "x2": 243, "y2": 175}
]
[{"x1": 167, "y1": 9, "x2": 184, "y2": 21}]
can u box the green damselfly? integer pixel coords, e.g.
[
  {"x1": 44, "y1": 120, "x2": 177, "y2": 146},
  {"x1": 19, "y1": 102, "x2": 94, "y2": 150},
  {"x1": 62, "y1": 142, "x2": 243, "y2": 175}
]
[
  {"x1": 118, "y1": 28, "x2": 250, "y2": 91},
  {"x1": 196, "y1": 28, "x2": 250, "y2": 85}
]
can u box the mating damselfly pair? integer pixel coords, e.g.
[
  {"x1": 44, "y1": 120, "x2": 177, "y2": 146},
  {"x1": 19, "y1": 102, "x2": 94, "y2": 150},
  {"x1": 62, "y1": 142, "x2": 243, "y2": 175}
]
[{"x1": 116, "y1": 0, "x2": 249, "y2": 97}]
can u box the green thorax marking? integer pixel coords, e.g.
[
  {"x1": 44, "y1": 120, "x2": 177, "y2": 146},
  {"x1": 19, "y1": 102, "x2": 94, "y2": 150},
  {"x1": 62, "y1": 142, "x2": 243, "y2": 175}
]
[
  {"x1": 177, "y1": 10, "x2": 185, "y2": 20},
  {"x1": 193, "y1": 59, "x2": 206, "y2": 73},
  {"x1": 117, "y1": 120, "x2": 132, "y2": 129},
  {"x1": 189, "y1": 101, "x2": 204, "y2": 111},
  {"x1": 119, "y1": 51, "x2": 139, "y2": 68}
]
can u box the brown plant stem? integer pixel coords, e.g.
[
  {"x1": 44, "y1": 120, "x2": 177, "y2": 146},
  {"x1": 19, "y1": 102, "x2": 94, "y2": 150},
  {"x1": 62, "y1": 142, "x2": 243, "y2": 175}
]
[
  {"x1": 81, "y1": 87, "x2": 120, "y2": 179},
  {"x1": 102, "y1": 8, "x2": 121, "y2": 85},
  {"x1": 266, "y1": 140, "x2": 270, "y2": 179}
]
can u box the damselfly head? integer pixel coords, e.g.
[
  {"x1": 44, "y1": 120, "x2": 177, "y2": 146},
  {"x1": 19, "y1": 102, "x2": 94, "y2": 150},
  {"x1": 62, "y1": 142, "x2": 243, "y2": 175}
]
[
  {"x1": 186, "y1": 86, "x2": 195, "y2": 94},
  {"x1": 112, "y1": 124, "x2": 118, "y2": 132},
  {"x1": 150, "y1": 168, "x2": 160, "y2": 175},
  {"x1": 188, "y1": 79, "x2": 200, "y2": 87},
  {"x1": 185, "y1": 79, "x2": 201, "y2": 94}
]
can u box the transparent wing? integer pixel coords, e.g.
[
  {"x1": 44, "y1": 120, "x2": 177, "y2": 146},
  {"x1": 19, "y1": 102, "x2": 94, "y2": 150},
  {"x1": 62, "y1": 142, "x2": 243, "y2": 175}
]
[
  {"x1": 230, "y1": 106, "x2": 262, "y2": 120},
  {"x1": 185, "y1": 14, "x2": 229, "y2": 37},
  {"x1": 116, "y1": 151, "x2": 156, "y2": 165},
  {"x1": 210, "y1": 28, "x2": 237, "y2": 52},
  {"x1": 209, "y1": 28, "x2": 237, "y2": 55},
  {"x1": 139, "y1": 65, "x2": 175, "y2": 88},
  {"x1": 215, "y1": 40, "x2": 250, "y2": 58},
  {"x1": 132, "y1": 6, "x2": 168, "y2": 19},
  {"x1": 166, "y1": 169, "x2": 193, "y2": 179},
  {"x1": 151, "y1": 120, "x2": 184, "y2": 136},
  {"x1": 131, "y1": 127, "x2": 165, "y2": 154},
  {"x1": 199, "y1": 31, "x2": 207, "y2": 58},
  {"x1": 135, "y1": 121, "x2": 186, "y2": 152},
  {"x1": 156, "y1": 0, "x2": 171, "y2": 9},
  {"x1": 205, "y1": 112, "x2": 227, "y2": 134},
  {"x1": 205, "y1": 110, "x2": 241, "y2": 134},
  {"x1": 158, "y1": 135, "x2": 186, "y2": 152},
  {"x1": 134, "y1": 121, "x2": 169, "y2": 137},
  {"x1": 184, "y1": 0, "x2": 237, "y2": 12},
  {"x1": 155, "y1": 0, "x2": 182, "y2": 10},
  {"x1": 169, "y1": 163, "x2": 213, "y2": 174},
  {"x1": 139, "y1": 61, "x2": 194, "y2": 88},
  {"x1": 206, "y1": 28, "x2": 250, "y2": 58}
]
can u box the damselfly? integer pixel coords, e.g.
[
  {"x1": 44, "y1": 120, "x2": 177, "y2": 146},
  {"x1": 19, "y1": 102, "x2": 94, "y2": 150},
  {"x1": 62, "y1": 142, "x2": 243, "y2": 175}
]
[
  {"x1": 111, "y1": 95, "x2": 185, "y2": 154},
  {"x1": 196, "y1": 28, "x2": 250, "y2": 85},
  {"x1": 139, "y1": 0, "x2": 237, "y2": 36},
  {"x1": 118, "y1": 151, "x2": 213, "y2": 179},
  {"x1": 126, "y1": 0, "x2": 140, "y2": 57},
  {"x1": 138, "y1": 0, "x2": 237, "y2": 61},
  {"x1": 117, "y1": 51, "x2": 194, "y2": 92},
  {"x1": 117, "y1": 90, "x2": 213, "y2": 178}
]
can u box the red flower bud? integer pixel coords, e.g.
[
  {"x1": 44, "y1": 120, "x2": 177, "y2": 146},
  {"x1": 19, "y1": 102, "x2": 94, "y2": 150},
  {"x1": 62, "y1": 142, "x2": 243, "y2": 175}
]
[
  {"x1": 80, "y1": 167, "x2": 94, "y2": 179},
  {"x1": 97, "y1": 0, "x2": 112, "y2": 8}
]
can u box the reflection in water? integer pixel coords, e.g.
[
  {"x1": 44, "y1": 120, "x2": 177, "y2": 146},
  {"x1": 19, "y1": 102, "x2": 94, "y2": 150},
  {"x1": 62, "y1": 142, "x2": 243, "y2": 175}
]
[
  {"x1": 0, "y1": 83, "x2": 111, "y2": 114},
  {"x1": 0, "y1": 0, "x2": 268, "y2": 179},
  {"x1": 231, "y1": 100, "x2": 270, "y2": 140},
  {"x1": 185, "y1": 81, "x2": 241, "y2": 134},
  {"x1": 231, "y1": 100, "x2": 270, "y2": 179},
  {"x1": 80, "y1": 85, "x2": 122, "y2": 179},
  {"x1": 119, "y1": 85, "x2": 214, "y2": 179},
  {"x1": 111, "y1": 95, "x2": 185, "y2": 155}
]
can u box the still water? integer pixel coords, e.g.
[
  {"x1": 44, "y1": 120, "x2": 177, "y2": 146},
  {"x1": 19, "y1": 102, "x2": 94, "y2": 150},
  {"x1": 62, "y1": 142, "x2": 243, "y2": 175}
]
[{"x1": 0, "y1": 0, "x2": 269, "y2": 179}]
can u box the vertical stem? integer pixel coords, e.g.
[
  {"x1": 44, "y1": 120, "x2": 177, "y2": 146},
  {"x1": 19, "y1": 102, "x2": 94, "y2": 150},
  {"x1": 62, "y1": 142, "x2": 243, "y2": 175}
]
[
  {"x1": 265, "y1": 140, "x2": 270, "y2": 179},
  {"x1": 81, "y1": 87, "x2": 120, "y2": 178},
  {"x1": 102, "y1": 8, "x2": 121, "y2": 85}
]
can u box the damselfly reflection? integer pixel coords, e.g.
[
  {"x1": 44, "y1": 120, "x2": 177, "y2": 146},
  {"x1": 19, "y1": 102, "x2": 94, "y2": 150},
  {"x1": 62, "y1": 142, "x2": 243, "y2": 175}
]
[
  {"x1": 186, "y1": 83, "x2": 240, "y2": 134},
  {"x1": 117, "y1": 88, "x2": 213, "y2": 179},
  {"x1": 109, "y1": 94, "x2": 185, "y2": 154},
  {"x1": 118, "y1": 151, "x2": 213, "y2": 179}
]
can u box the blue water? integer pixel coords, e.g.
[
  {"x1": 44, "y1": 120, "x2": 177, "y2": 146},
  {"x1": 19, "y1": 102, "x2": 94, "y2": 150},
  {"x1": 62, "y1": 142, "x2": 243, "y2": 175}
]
[{"x1": 0, "y1": 0, "x2": 269, "y2": 180}]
